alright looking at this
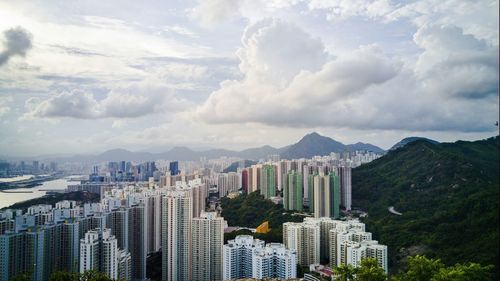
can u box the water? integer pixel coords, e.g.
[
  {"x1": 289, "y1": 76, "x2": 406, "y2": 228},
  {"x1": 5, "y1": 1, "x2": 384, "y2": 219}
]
[{"x1": 0, "y1": 178, "x2": 71, "y2": 209}]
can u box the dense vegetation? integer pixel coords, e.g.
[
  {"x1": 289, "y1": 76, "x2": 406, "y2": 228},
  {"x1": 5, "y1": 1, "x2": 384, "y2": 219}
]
[
  {"x1": 352, "y1": 136, "x2": 499, "y2": 276},
  {"x1": 221, "y1": 191, "x2": 304, "y2": 243},
  {"x1": 331, "y1": 255, "x2": 493, "y2": 281},
  {"x1": 1, "y1": 191, "x2": 100, "y2": 211}
]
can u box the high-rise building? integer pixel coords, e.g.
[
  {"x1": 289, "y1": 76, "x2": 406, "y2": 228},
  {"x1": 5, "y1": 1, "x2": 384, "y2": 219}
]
[
  {"x1": 223, "y1": 235, "x2": 265, "y2": 280},
  {"x1": 0, "y1": 228, "x2": 45, "y2": 281},
  {"x1": 162, "y1": 190, "x2": 192, "y2": 281},
  {"x1": 80, "y1": 228, "x2": 121, "y2": 280},
  {"x1": 337, "y1": 166, "x2": 352, "y2": 211},
  {"x1": 118, "y1": 249, "x2": 132, "y2": 281},
  {"x1": 192, "y1": 212, "x2": 225, "y2": 281},
  {"x1": 241, "y1": 169, "x2": 249, "y2": 193},
  {"x1": 329, "y1": 220, "x2": 387, "y2": 273},
  {"x1": 283, "y1": 171, "x2": 303, "y2": 211},
  {"x1": 283, "y1": 221, "x2": 320, "y2": 266},
  {"x1": 252, "y1": 243, "x2": 296, "y2": 279},
  {"x1": 260, "y1": 165, "x2": 276, "y2": 199},
  {"x1": 128, "y1": 204, "x2": 146, "y2": 280},
  {"x1": 144, "y1": 194, "x2": 162, "y2": 253},
  {"x1": 169, "y1": 161, "x2": 180, "y2": 176},
  {"x1": 310, "y1": 173, "x2": 341, "y2": 219}
]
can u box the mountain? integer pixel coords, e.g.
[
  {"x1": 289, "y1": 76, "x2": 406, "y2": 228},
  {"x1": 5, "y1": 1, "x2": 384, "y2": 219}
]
[
  {"x1": 352, "y1": 136, "x2": 499, "y2": 275},
  {"x1": 279, "y1": 132, "x2": 385, "y2": 159},
  {"x1": 390, "y1": 136, "x2": 439, "y2": 151},
  {"x1": 223, "y1": 160, "x2": 258, "y2": 173},
  {"x1": 346, "y1": 142, "x2": 386, "y2": 154}
]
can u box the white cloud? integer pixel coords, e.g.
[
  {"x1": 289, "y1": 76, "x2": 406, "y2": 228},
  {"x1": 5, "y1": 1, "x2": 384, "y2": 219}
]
[
  {"x1": 196, "y1": 19, "x2": 498, "y2": 132},
  {"x1": 189, "y1": 0, "x2": 243, "y2": 27},
  {"x1": 413, "y1": 24, "x2": 498, "y2": 99},
  {"x1": 197, "y1": 19, "x2": 402, "y2": 126},
  {"x1": 24, "y1": 80, "x2": 190, "y2": 119}
]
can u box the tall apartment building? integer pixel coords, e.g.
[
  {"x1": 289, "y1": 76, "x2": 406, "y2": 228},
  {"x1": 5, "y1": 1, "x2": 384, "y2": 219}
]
[
  {"x1": 223, "y1": 235, "x2": 265, "y2": 280},
  {"x1": 310, "y1": 173, "x2": 341, "y2": 219},
  {"x1": 192, "y1": 212, "x2": 225, "y2": 281},
  {"x1": 283, "y1": 171, "x2": 303, "y2": 211},
  {"x1": 128, "y1": 204, "x2": 146, "y2": 280},
  {"x1": 303, "y1": 217, "x2": 338, "y2": 262},
  {"x1": 252, "y1": 243, "x2": 296, "y2": 279},
  {"x1": 162, "y1": 190, "x2": 192, "y2": 281},
  {"x1": 0, "y1": 227, "x2": 45, "y2": 281},
  {"x1": 260, "y1": 165, "x2": 276, "y2": 199},
  {"x1": 79, "y1": 228, "x2": 121, "y2": 280},
  {"x1": 337, "y1": 166, "x2": 352, "y2": 211},
  {"x1": 283, "y1": 221, "x2": 320, "y2": 266},
  {"x1": 329, "y1": 220, "x2": 387, "y2": 273}
]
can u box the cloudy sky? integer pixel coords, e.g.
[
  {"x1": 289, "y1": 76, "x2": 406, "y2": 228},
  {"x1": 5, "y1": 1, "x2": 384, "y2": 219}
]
[{"x1": 0, "y1": 0, "x2": 498, "y2": 156}]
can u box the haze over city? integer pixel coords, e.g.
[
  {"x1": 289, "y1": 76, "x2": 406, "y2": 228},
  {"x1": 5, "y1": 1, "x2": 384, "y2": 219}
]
[{"x1": 0, "y1": 0, "x2": 498, "y2": 157}]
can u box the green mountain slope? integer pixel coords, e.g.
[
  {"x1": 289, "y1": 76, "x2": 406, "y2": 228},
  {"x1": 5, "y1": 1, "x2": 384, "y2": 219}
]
[{"x1": 352, "y1": 136, "x2": 499, "y2": 276}]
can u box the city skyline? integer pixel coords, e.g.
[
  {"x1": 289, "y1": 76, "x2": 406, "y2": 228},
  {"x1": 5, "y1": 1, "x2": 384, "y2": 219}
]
[{"x1": 0, "y1": 1, "x2": 498, "y2": 156}]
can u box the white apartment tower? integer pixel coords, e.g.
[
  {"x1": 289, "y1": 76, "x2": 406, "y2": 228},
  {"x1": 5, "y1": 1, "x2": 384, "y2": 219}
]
[
  {"x1": 252, "y1": 243, "x2": 297, "y2": 279},
  {"x1": 79, "y1": 228, "x2": 121, "y2": 280},
  {"x1": 223, "y1": 235, "x2": 265, "y2": 280}
]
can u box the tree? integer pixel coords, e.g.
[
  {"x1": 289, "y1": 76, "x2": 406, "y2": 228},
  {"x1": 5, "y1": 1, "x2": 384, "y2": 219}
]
[
  {"x1": 394, "y1": 255, "x2": 444, "y2": 281},
  {"x1": 11, "y1": 272, "x2": 31, "y2": 281},
  {"x1": 357, "y1": 258, "x2": 387, "y2": 281},
  {"x1": 333, "y1": 264, "x2": 358, "y2": 281},
  {"x1": 430, "y1": 263, "x2": 493, "y2": 281},
  {"x1": 49, "y1": 271, "x2": 79, "y2": 281}
]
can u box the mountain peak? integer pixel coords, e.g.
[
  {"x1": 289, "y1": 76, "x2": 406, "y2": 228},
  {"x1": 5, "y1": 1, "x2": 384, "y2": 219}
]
[{"x1": 390, "y1": 137, "x2": 439, "y2": 151}]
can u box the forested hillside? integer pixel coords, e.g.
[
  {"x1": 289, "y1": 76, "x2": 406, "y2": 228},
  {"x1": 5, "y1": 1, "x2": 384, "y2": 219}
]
[{"x1": 352, "y1": 136, "x2": 499, "y2": 276}]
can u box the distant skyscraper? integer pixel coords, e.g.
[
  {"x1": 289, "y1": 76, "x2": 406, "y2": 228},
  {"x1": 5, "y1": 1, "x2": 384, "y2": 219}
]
[
  {"x1": 241, "y1": 169, "x2": 249, "y2": 193},
  {"x1": 283, "y1": 171, "x2": 303, "y2": 211},
  {"x1": 192, "y1": 212, "x2": 225, "y2": 281},
  {"x1": 162, "y1": 190, "x2": 192, "y2": 281},
  {"x1": 169, "y1": 161, "x2": 180, "y2": 176},
  {"x1": 223, "y1": 235, "x2": 265, "y2": 280}
]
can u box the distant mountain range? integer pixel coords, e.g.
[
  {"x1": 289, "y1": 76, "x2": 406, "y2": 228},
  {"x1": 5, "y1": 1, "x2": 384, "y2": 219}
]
[{"x1": 25, "y1": 132, "x2": 391, "y2": 163}]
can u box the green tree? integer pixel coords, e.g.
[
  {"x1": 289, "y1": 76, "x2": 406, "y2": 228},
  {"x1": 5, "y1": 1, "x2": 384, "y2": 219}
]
[
  {"x1": 357, "y1": 258, "x2": 387, "y2": 281},
  {"x1": 334, "y1": 264, "x2": 358, "y2": 281},
  {"x1": 49, "y1": 271, "x2": 79, "y2": 281},
  {"x1": 394, "y1": 255, "x2": 444, "y2": 281},
  {"x1": 430, "y1": 263, "x2": 493, "y2": 281},
  {"x1": 11, "y1": 272, "x2": 31, "y2": 281}
]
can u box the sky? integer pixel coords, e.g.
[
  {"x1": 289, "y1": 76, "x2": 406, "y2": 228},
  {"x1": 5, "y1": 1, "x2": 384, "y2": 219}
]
[{"x1": 0, "y1": 0, "x2": 498, "y2": 157}]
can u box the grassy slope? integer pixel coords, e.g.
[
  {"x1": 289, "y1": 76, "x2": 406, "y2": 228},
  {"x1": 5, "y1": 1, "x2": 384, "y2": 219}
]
[{"x1": 352, "y1": 136, "x2": 499, "y2": 275}]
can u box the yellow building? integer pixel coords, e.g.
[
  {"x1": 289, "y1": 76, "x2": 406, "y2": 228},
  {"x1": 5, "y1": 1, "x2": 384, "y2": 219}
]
[{"x1": 255, "y1": 221, "x2": 270, "y2": 234}]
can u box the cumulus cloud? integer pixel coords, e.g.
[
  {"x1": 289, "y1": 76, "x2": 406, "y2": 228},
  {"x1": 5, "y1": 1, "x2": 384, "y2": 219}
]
[
  {"x1": 196, "y1": 19, "x2": 498, "y2": 132},
  {"x1": 413, "y1": 24, "x2": 498, "y2": 99},
  {"x1": 0, "y1": 26, "x2": 33, "y2": 66},
  {"x1": 24, "y1": 81, "x2": 189, "y2": 119},
  {"x1": 197, "y1": 19, "x2": 402, "y2": 126},
  {"x1": 190, "y1": 0, "x2": 243, "y2": 27}
]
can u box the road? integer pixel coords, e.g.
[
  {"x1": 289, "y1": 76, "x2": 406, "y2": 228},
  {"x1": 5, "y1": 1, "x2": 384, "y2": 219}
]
[{"x1": 388, "y1": 206, "x2": 403, "y2": 215}]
